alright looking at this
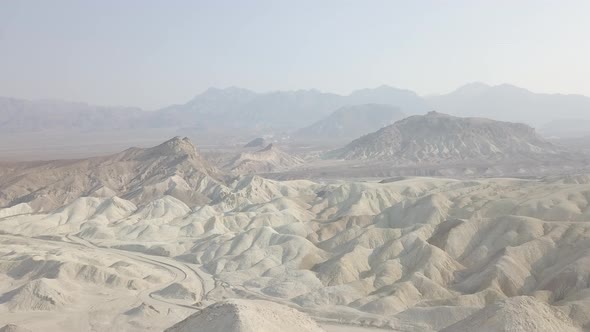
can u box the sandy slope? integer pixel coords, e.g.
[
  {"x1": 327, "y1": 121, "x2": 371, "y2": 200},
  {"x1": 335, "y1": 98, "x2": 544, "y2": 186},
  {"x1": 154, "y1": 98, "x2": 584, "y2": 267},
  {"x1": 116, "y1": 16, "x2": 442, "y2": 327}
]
[
  {"x1": 442, "y1": 296, "x2": 580, "y2": 332},
  {"x1": 166, "y1": 299, "x2": 326, "y2": 332}
]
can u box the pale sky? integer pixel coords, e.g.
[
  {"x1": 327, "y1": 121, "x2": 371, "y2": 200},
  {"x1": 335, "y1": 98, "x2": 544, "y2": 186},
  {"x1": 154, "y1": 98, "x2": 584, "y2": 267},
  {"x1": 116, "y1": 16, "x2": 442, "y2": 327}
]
[{"x1": 1, "y1": 0, "x2": 589, "y2": 109}]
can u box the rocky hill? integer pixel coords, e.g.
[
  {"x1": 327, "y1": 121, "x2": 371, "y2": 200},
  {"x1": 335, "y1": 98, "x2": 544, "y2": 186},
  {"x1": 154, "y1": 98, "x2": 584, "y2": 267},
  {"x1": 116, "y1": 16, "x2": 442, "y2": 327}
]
[
  {"x1": 0, "y1": 137, "x2": 226, "y2": 210},
  {"x1": 327, "y1": 111, "x2": 565, "y2": 164},
  {"x1": 225, "y1": 144, "x2": 303, "y2": 174},
  {"x1": 243, "y1": 137, "x2": 268, "y2": 148}
]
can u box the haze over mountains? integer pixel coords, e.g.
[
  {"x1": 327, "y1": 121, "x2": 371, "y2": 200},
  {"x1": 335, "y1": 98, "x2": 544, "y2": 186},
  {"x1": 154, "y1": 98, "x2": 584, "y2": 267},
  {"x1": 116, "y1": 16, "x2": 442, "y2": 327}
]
[
  {"x1": 428, "y1": 83, "x2": 590, "y2": 128},
  {"x1": 1, "y1": 80, "x2": 590, "y2": 332},
  {"x1": 120, "y1": 85, "x2": 426, "y2": 131},
  {"x1": 4, "y1": 0, "x2": 590, "y2": 330},
  {"x1": 295, "y1": 104, "x2": 406, "y2": 142},
  {"x1": 0, "y1": 97, "x2": 144, "y2": 132},
  {"x1": 4, "y1": 83, "x2": 590, "y2": 138},
  {"x1": 541, "y1": 119, "x2": 590, "y2": 138}
]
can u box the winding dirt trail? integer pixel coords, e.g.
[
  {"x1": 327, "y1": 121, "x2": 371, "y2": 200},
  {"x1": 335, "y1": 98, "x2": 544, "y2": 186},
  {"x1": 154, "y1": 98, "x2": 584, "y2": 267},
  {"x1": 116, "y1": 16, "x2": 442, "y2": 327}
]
[
  {"x1": 0, "y1": 232, "x2": 213, "y2": 331},
  {"x1": 65, "y1": 234, "x2": 210, "y2": 311}
]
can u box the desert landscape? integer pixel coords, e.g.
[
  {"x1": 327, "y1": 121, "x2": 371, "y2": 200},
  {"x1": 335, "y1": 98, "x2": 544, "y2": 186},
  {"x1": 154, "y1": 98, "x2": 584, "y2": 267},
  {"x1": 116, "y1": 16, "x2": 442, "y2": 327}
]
[
  {"x1": 1, "y1": 111, "x2": 590, "y2": 331},
  {"x1": 3, "y1": 1, "x2": 590, "y2": 331}
]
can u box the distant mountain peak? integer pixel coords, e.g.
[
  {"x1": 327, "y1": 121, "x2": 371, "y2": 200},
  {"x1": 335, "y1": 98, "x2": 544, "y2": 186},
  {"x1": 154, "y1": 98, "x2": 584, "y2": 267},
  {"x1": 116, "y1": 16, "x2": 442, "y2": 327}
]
[
  {"x1": 147, "y1": 136, "x2": 200, "y2": 158},
  {"x1": 352, "y1": 85, "x2": 415, "y2": 95},
  {"x1": 459, "y1": 82, "x2": 490, "y2": 89},
  {"x1": 225, "y1": 143, "x2": 302, "y2": 174},
  {"x1": 374, "y1": 84, "x2": 396, "y2": 90},
  {"x1": 243, "y1": 137, "x2": 267, "y2": 148},
  {"x1": 162, "y1": 135, "x2": 193, "y2": 148},
  {"x1": 452, "y1": 82, "x2": 491, "y2": 96},
  {"x1": 295, "y1": 104, "x2": 407, "y2": 142},
  {"x1": 260, "y1": 143, "x2": 275, "y2": 151},
  {"x1": 190, "y1": 86, "x2": 257, "y2": 103},
  {"x1": 452, "y1": 82, "x2": 532, "y2": 96},
  {"x1": 202, "y1": 86, "x2": 253, "y2": 94},
  {"x1": 493, "y1": 83, "x2": 531, "y2": 93},
  {"x1": 426, "y1": 110, "x2": 444, "y2": 116},
  {"x1": 347, "y1": 86, "x2": 429, "y2": 115}
]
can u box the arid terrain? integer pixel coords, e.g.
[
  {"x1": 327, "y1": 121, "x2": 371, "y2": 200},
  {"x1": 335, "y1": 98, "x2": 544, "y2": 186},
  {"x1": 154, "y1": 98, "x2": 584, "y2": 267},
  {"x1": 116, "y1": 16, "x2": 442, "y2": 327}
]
[
  {"x1": 1, "y1": 122, "x2": 590, "y2": 331},
  {"x1": 4, "y1": 1, "x2": 590, "y2": 330}
]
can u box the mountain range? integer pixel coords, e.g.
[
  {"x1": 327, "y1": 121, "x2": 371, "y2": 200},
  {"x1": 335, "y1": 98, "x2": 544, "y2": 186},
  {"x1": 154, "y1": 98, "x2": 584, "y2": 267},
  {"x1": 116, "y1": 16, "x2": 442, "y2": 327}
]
[
  {"x1": 294, "y1": 104, "x2": 406, "y2": 142},
  {"x1": 0, "y1": 97, "x2": 144, "y2": 132},
  {"x1": 129, "y1": 86, "x2": 428, "y2": 131},
  {"x1": 427, "y1": 82, "x2": 590, "y2": 128},
  {"x1": 2, "y1": 83, "x2": 590, "y2": 137}
]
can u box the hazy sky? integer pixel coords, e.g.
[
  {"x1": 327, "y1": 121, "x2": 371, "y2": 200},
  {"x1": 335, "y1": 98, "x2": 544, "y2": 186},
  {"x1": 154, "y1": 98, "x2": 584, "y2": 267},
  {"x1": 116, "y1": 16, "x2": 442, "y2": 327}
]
[{"x1": 1, "y1": 0, "x2": 589, "y2": 109}]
